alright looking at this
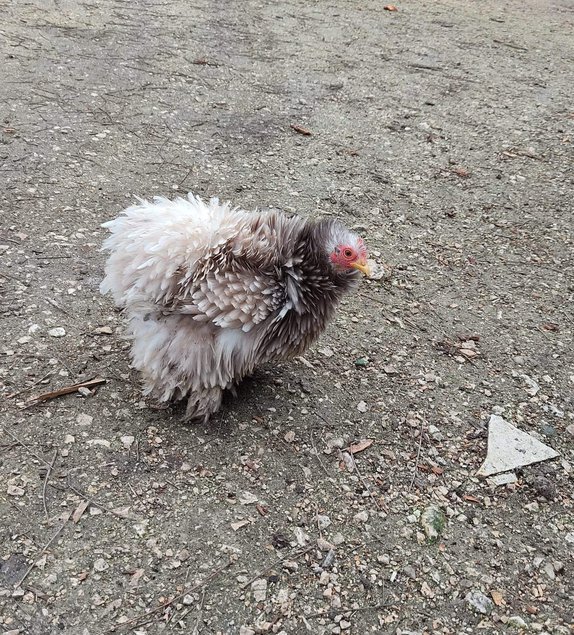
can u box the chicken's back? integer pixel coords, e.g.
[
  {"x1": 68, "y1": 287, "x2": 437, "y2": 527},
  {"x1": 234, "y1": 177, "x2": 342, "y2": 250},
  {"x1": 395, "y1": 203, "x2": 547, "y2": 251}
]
[{"x1": 100, "y1": 194, "x2": 246, "y2": 308}]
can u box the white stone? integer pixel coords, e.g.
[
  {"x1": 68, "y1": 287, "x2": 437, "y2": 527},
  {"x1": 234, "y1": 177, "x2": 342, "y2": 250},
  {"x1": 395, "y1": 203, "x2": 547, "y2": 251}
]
[
  {"x1": 88, "y1": 439, "x2": 111, "y2": 448},
  {"x1": 477, "y1": 415, "x2": 559, "y2": 477},
  {"x1": 239, "y1": 491, "x2": 258, "y2": 505},
  {"x1": 251, "y1": 578, "x2": 267, "y2": 602},
  {"x1": 48, "y1": 327, "x2": 66, "y2": 338},
  {"x1": 507, "y1": 615, "x2": 528, "y2": 629},
  {"x1": 466, "y1": 590, "x2": 494, "y2": 614},
  {"x1": 120, "y1": 435, "x2": 135, "y2": 448}
]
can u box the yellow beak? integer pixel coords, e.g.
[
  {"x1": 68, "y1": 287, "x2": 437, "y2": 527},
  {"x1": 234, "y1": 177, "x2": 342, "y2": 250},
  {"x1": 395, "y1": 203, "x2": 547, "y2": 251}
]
[{"x1": 350, "y1": 260, "x2": 371, "y2": 276}]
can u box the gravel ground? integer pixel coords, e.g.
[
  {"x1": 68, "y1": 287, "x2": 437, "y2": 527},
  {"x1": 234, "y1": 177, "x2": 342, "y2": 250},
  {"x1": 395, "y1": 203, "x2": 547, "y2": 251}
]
[{"x1": 1, "y1": 1, "x2": 573, "y2": 634}]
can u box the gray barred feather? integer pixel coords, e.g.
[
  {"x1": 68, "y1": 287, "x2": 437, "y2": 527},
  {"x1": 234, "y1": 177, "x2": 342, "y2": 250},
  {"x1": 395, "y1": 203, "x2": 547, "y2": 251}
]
[{"x1": 101, "y1": 193, "x2": 363, "y2": 421}]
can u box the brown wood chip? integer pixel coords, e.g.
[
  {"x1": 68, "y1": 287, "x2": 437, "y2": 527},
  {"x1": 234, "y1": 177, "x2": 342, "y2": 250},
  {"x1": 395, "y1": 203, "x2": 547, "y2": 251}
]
[{"x1": 290, "y1": 124, "x2": 313, "y2": 136}]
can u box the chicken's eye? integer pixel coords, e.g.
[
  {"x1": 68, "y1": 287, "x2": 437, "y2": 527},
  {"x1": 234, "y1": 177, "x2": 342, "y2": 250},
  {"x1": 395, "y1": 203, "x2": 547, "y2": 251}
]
[{"x1": 343, "y1": 248, "x2": 353, "y2": 258}]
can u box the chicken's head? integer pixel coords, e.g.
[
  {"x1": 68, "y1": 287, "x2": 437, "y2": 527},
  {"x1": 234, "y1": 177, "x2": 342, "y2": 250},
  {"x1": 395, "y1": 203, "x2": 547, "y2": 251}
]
[{"x1": 329, "y1": 235, "x2": 370, "y2": 276}]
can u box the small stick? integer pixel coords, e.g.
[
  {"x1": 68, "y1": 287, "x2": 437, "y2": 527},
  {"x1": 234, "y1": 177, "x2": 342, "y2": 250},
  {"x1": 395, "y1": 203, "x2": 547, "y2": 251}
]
[
  {"x1": 191, "y1": 590, "x2": 207, "y2": 634},
  {"x1": 306, "y1": 602, "x2": 393, "y2": 619},
  {"x1": 309, "y1": 431, "x2": 330, "y2": 478},
  {"x1": 125, "y1": 560, "x2": 234, "y2": 629},
  {"x1": 45, "y1": 297, "x2": 70, "y2": 315},
  {"x1": 42, "y1": 450, "x2": 58, "y2": 519},
  {"x1": 16, "y1": 513, "x2": 70, "y2": 588},
  {"x1": 22, "y1": 376, "x2": 106, "y2": 408},
  {"x1": 4, "y1": 371, "x2": 54, "y2": 400},
  {"x1": 349, "y1": 452, "x2": 382, "y2": 511},
  {"x1": 241, "y1": 545, "x2": 313, "y2": 590},
  {"x1": 2, "y1": 428, "x2": 54, "y2": 469},
  {"x1": 409, "y1": 419, "x2": 426, "y2": 490},
  {"x1": 66, "y1": 481, "x2": 129, "y2": 519},
  {"x1": 493, "y1": 38, "x2": 528, "y2": 51}
]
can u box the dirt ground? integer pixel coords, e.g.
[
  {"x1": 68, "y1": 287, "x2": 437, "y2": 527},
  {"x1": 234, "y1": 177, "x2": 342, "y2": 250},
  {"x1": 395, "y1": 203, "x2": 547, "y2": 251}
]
[{"x1": 1, "y1": 0, "x2": 573, "y2": 633}]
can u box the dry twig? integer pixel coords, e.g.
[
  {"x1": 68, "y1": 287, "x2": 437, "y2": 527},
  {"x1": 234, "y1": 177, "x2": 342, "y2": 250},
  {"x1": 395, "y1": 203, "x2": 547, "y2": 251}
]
[
  {"x1": 4, "y1": 371, "x2": 54, "y2": 400},
  {"x1": 409, "y1": 418, "x2": 426, "y2": 490},
  {"x1": 16, "y1": 512, "x2": 71, "y2": 588},
  {"x1": 22, "y1": 376, "x2": 106, "y2": 408},
  {"x1": 123, "y1": 560, "x2": 234, "y2": 630},
  {"x1": 349, "y1": 452, "x2": 382, "y2": 510},
  {"x1": 42, "y1": 450, "x2": 58, "y2": 519}
]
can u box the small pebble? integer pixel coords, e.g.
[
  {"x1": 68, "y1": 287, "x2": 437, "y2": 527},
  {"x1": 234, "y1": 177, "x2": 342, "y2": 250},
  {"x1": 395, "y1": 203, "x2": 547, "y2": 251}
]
[
  {"x1": 507, "y1": 616, "x2": 528, "y2": 629},
  {"x1": 121, "y1": 435, "x2": 135, "y2": 449},
  {"x1": 48, "y1": 327, "x2": 66, "y2": 337},
  {"x1": 420, "y1": 505, "x2": 446, "y2": 542},
  {"x1": 251, "y1": 578, "x2": 267, "y2": 602},
  {"x1": 322, "y1": 548, "x2": 336, "y2": 569},
  {"x1": 77, "y1": 414, "x2": 93, "y2": 426},
  {"x1": 466, "y1": 590, "x2": 494, "y2": 614}
]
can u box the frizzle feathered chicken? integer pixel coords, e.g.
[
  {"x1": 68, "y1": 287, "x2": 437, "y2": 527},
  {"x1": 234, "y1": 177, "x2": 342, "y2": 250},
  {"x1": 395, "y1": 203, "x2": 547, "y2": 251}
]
[{"x1": 101, "y1": 193, "x2": 369, "y2": 421}]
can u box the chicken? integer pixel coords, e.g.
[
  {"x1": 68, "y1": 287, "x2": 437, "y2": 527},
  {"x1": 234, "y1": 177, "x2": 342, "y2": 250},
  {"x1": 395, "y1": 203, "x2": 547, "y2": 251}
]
[{"x1": 100, "y1": 193, "x2": 369, "y2": 421}]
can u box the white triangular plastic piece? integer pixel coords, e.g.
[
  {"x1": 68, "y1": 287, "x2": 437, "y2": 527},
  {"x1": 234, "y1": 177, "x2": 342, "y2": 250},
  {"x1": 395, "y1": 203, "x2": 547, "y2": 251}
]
[{"x1": 477, "y1": 415, "x2": 560, "y2": 477}]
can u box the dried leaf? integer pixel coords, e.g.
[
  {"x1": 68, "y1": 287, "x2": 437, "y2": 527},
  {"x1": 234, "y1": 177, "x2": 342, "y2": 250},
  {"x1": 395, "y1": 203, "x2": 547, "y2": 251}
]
[
  {"x1": 231, "y1": 519, "x2": 251, "y2": 531},
  {"x1": 452, "y1": 166, "x2": 470, "y2": 178},
  {"x1": 256, "y1": 504, "x2": 268, "y2": 516},
  {"x1": 541, "y1": 322, "x2": 559, "y2": 332},
  {"x1": 491, "y1": 590, "x2": 505, "y2": 606},
  {"x1": 463, "y1": 494, "x2": 482, "y2": 504},
  {"x1": 72, "y1": 499, "x2": 90, "y2": 524},
  {"x1": 129, "y1": 568, "x2": 145, "y2": 587},
  {"x1": 290, "y1": 124, "x2": 312, "y2": 136},
  {"x1": 383, "y1": 4, "x2": 398, "y2": 10},
  {"x1": 348, "y1": 438, "x2": 374, "y2": 454}
]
